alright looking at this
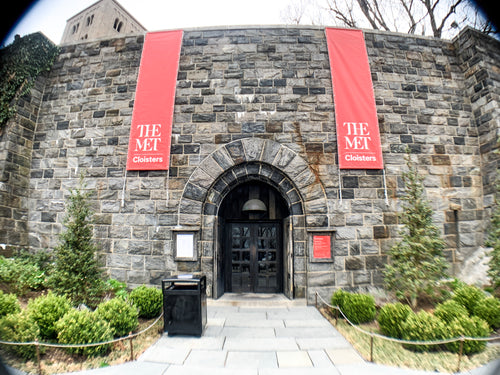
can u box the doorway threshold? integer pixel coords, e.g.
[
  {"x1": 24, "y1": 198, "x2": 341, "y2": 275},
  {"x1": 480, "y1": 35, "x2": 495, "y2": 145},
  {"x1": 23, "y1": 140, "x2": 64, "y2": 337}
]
[{"x1": 208, "y1": 293, "x2": 307, "y2": 308}]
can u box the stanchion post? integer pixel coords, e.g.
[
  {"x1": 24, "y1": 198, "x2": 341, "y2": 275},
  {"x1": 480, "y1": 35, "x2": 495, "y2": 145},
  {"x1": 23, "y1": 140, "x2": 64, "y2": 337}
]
[
  {"x1": 456, "y1": 337, "x2": 464, "y2": 373},
  {"x1": 35, "y1": 339, "x2": 42, "y2": 375},
  {"x1": 369, "y1": 334, "x2": 374, "y2": 362},
  {"x1": 129, "y1": 332, "x2": 134, "y2": 361}
]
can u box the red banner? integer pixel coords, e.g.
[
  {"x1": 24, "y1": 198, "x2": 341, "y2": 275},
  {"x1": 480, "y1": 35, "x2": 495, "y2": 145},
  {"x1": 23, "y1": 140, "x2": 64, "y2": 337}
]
[
  {"x1": 326, "y1": 28, "x2": 383, "y2": 169},
  {"x1": 127, "y1": 30, "x2": 183, "y2": 170}
]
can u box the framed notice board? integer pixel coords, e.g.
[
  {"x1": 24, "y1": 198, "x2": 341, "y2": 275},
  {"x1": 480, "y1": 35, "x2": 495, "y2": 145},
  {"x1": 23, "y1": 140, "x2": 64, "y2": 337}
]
[
  {"x1": 308, "y1": 230, "x2": 335, "y2": 263},
  {"x1": 173, "y1": 230, "x2": 199, "y2": 262}
]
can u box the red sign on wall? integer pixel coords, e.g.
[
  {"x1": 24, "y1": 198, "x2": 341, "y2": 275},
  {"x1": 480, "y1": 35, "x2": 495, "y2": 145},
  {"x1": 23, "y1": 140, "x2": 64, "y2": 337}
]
[
  {"x1": 326, "y1": 28, "x2": 383, "y2": 169},
  {"x1": 126, "y1": 30, "x2": 183, "y2": 170},
  {"x1": 313, "y1": 235, "x2": 331, "y2": 259}
]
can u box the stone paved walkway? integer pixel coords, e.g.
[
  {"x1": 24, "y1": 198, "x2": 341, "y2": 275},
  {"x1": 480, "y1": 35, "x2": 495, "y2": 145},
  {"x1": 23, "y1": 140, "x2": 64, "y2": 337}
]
[{"x1": 28, "y1": 294, "x2": 499, "y2": 375}]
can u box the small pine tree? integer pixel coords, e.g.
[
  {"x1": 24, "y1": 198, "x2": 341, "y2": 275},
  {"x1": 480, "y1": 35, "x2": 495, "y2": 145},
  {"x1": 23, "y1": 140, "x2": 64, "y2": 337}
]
[
  {"x1": 50, "y1": 176, "x2": 105, "y2": 307},
  {"x1": 384, "y1": 150, "x2": 448, "y2": 308},
  {"x1": 486, "y1": 173, "x2": 500, "y2": 291}
]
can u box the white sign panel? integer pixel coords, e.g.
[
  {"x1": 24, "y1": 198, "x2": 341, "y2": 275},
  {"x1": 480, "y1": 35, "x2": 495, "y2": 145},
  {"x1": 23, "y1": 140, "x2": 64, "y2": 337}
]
[{"x1": 176, "y1": 233, "x2": 194, "y2": 259}]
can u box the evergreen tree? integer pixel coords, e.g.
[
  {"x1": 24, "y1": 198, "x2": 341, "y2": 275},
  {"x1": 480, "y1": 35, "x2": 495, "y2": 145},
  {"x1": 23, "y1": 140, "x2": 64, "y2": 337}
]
[
  {"x1": 486, "y1": 174, "x2": 500, "y2": 291},
  {"x1": 50, "y1": 176, "x2": 105, "y2": 307},
  {"x1": 384, "y1": 151, "x2": 448, "y2": 308}
]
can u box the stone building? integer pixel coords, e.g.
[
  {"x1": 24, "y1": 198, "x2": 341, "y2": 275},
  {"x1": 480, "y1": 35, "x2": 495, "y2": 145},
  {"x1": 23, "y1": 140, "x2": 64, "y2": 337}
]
[
  {"x1": 0, "y1": 20, "x2": 499, "y2": 303},
  {"x1": 60, "y1": 0, "x2": 146, "y2": 45}
]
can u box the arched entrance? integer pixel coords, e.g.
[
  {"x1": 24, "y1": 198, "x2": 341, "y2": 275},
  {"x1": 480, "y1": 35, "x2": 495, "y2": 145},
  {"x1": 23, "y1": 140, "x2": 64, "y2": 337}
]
[
  {"x1": 219, "y1": 181, "x2": 289, "y2": 294},
  {"x1": 178, "y1": 138, "x2": 330, "y2": 300}
]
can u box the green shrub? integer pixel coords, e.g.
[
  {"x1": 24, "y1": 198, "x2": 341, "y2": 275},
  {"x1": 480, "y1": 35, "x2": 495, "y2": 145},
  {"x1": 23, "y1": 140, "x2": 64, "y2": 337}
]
[
  {"x1": 0, "y1": 311, "x2": 43, "y2": 359},
  {"x1": 402, "y1": 311, "x2": 448, "y2": 352},
  {"x1": 95, "y1": 298, "x2": 138, "y2": 337},
  {"x1": 445, "y1": 316, "x2": 490, "y2": 355},
  {"x1": 0, "y1": 255, "x2": 47, "y2": 295},
  {"x1": 331, "y1": 289, "x2": 348, "y2": 311},
  {"x1": 0, "y1": 291, "x2": 20, "y2": 317},
  {"x1": 129, "y1": 285, "x2": 162, "y2": 319},
  {"x1": 473, "y1": 297, "x2": 500, "y2": 329},
  {"x1": 55, "y1": 309, "x2": 113, "y2": 357},
  {"x1": 106, "y1": 278, "x2": 128, "y2": 300},
  {"x1": 434, "y1": 300, "x2": 469, "y2": 323},
  {"x1": 377, "y1": 302, "x2": 413, "y2": 339},
  {"x1": 342, "y1": 293, "x2": 376, "y2": 324},
  {"x1": 452, "y1": 285, "x2": 485, "y2": 314},
  {"x1": 27, "y1": 292, "x2": 71, "y2": 340}
]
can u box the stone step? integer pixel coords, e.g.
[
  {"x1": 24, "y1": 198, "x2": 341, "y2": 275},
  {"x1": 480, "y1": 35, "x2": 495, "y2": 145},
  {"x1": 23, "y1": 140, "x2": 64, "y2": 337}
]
[{"x1": 208, "y1": 293, "x2": 307, "y2": 308}]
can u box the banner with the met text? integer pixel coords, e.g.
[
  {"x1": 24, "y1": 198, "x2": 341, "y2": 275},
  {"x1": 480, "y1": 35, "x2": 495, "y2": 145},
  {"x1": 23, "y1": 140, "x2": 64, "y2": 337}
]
[
  {"x1": 326, "y1": 28, "x2": 383, "y2": 169},
  {"x1": 126, "y1": 30, "x2": 183, "y2": 170}
]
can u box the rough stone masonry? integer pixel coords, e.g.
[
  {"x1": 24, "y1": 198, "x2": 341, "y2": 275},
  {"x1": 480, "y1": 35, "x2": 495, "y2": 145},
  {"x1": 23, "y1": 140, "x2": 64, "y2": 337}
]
[{"x1": 0, "y1": 25, "x2": 499, "y2": 303}]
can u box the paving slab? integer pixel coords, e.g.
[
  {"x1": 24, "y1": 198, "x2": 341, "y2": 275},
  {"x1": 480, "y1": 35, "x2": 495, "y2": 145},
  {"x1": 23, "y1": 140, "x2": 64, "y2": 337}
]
[
  {"x1": 224, "y1": 337, "x2": 299, "y2": 351},
  {"x1": 225, "y1": 317, "x2": 285, "y2": 328},
  {"x1": 266, "y1": 308, "x2": 323, "y2": 320},
  {"x1": 225, "y1": 351, "x2": 278, "y2": 368},
  {"x1": 137, "y1": 346, "x2": 190, "y2": 364},
  {"x1": 164, "y1": 365, "x2": 257, "y2": 375},
  {"x1": 284, "y1": 319, "x2": 332, "y2": 328},
  {"x1": 183, "y1": 349, "x2": 227, "y2": 367},
  {"x1": 296, "y1": 337, "x2": 352, "y2": 350},
  {"x1": 221, "y1": 326, "x2": 277, "y2": 338},
  {"x1": 307, "y1": 350, "x2": 337, "y2": 368},
  {"x1": 140, "y1": 335, "x2": 225, "y2": 351},
  {"x1": 276, "y1": 351, "x2": 313, "y2": 368},
  {"x1": 275, "y1": 326, "x2": 339, "y2": 338},
  {"x1": 325, "y1": 348, "x2": 365, "y2": 365}
]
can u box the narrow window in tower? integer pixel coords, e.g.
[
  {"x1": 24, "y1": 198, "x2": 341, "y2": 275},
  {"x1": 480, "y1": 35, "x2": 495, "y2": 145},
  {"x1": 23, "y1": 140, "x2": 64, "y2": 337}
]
[{"x1": 113, "y1": 18, "x2": 123, "y2": 31}]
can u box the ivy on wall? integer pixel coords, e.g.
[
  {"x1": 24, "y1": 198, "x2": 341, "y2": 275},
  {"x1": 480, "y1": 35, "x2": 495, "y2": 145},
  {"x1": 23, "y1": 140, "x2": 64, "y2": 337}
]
[{"x1": 0, "y1": 32, "x2": 59, "y2": 134}]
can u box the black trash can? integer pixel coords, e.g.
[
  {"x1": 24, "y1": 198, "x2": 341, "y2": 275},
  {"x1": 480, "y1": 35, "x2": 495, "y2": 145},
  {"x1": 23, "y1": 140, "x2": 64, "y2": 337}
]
[{"x1": 162, "y1": 275, "x2": 207, "y2": 336}]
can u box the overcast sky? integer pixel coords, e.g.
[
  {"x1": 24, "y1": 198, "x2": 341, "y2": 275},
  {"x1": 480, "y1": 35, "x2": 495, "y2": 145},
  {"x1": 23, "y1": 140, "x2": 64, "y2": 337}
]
[{"x1": 4, "y1": 0, "x2": 295, "y2": 45}]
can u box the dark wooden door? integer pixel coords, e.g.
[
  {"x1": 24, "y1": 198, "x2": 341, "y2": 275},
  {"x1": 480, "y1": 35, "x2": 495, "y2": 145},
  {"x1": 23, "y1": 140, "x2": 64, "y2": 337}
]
[{"x1": 228, "y1": 222, "x2": 281, "y2": 293}]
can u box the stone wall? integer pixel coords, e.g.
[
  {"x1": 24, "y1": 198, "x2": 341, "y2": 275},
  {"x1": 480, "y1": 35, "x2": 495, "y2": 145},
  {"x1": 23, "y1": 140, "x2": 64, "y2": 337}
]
[
  {"x1": 1, "y1": 26, "x2": 498, "y2": 301},
  {"x1": 0, "y1": 74, "x2": 46, "y2": 255}
]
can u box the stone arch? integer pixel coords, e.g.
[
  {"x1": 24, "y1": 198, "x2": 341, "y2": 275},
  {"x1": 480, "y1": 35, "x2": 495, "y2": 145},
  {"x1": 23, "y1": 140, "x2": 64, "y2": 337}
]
[
  {"x1": 178, "y1": 138, "x2": 329, "y2": 228},
  {"x1": 177, "y1": 138, "x2": 329, "y2": 298}
]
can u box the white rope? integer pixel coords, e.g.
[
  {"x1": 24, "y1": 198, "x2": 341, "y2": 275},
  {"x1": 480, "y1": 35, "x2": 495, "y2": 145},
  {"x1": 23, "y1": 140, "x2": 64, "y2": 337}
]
[
  {"x1": 0, "y1": 312, "x2": 163, "y2": 348},
  {"x1": 314, "y1": 292, "x2": 497, "y2": 346}
]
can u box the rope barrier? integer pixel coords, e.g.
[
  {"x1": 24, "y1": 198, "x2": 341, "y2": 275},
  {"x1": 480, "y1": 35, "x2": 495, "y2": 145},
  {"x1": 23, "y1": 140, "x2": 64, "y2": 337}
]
[
  {"x1": 315, "y1": 292, "x2": 499, "y2": 346},
  {"x1": 0, "y1": 312, "x2": 163, "y2": 349}
]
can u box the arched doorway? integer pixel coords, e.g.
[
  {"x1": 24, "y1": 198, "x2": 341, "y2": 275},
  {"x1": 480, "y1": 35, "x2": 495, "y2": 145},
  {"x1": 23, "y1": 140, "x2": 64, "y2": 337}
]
[
  {"x1": 219, "y1": 181, "x2": 289, "y2": 294},
  {"x1": 178, "y1": 139, "x2": 328, "y2": 300}
]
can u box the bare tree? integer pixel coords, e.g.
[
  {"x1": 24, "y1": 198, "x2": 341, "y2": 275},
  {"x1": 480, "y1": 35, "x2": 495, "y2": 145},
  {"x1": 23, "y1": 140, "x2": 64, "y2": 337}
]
[
  {"x1": 280, "y1": 0, "x2": 327, "y2": 26},
  {"x1": 281, "y1": 0, "x2": 496, "y2": 38}
]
